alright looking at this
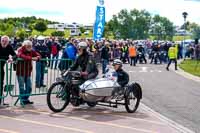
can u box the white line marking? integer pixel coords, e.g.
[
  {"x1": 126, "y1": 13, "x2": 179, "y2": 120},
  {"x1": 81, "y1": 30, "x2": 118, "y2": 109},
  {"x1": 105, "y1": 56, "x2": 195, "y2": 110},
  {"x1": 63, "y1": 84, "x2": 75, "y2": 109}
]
[
  {"x1": 0, "y1": 115, "x2": 92, "y2": 133},
  {"x1": 139, "y1": 67, "x2": 148, "y2": 73},
  {"x1": 141, "y1": 103, "x2": 195, "y2": 133},
  {"x1": 129, "y1": 71, "x2": 136, "y2": 73},
  {"x1": 6, "y1": 109, "x2": 157, "y2": 133},
  {"x1": 0, "y1": 129, "x2": 19, "y2": 133}
]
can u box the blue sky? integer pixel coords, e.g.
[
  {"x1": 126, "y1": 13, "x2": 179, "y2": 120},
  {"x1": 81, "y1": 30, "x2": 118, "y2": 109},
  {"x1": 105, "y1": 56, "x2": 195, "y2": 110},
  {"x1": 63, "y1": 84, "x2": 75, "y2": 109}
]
[{"x1": 0, "y1": 0, "x2": 199, "y2": 26}]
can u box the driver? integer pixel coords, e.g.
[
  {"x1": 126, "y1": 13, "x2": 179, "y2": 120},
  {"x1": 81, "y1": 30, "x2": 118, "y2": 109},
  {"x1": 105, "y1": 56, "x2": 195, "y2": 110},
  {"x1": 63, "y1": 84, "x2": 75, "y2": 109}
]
[
  {"x1": 112, "y1": 59, "x2": 129, "y2": 87},
  {"x1": 69, "y1": 42, "x2": 98, "y2": 80}
]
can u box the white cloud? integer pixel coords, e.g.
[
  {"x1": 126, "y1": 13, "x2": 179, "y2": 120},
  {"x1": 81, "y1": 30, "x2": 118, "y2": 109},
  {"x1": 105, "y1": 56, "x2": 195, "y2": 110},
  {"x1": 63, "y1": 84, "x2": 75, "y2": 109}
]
[{"x1": 0, "y1": 0, "x2": 199, "y2": 25}]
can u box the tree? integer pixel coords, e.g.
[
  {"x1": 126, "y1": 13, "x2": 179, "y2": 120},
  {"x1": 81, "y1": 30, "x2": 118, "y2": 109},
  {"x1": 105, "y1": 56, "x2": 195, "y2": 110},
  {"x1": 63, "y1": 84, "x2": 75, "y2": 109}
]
[
  {"x1": 150, "y1": 15, "x2": 174, "y2": 40},
  {"x1": 34, "y1": 21, "x2": 47, "y2": 33},
  {"x1": 80, "y1": 26, "x2": 86, "y2": 33},
  {"x1": 184, "y1": 22, "x2": 200, "y2": 39},
  {"x1": 105, "y1": 9, "x2": 151, "y2": 39},
  {"x1": 51, "y1": 31, "x2": 65, "y2": 37},
  {"x1": 16, "y1": 29, "x2": 28, "y2": 41},
  {"x1": 4, "y1": 24, "x2": 15, "y2": 37}
]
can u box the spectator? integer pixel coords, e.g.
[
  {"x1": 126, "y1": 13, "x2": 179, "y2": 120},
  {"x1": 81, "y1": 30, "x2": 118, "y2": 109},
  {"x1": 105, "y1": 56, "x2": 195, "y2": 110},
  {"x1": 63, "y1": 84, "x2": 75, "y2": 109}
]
[
  {"x1": 0, "y1": 35, "x2": 16, "y2": 105},
  {"x1": 50, "y1": 38, "x2": 61, "y2": 69},
  {"x1": 121, "y1": 43, "x2": 129, "y2": 63},
  {"x1": 93, "y1": 41, "x2": 102, "y2": 64},
  {"x1": 17, "y1": 40, "x2": 41, "y2": 105},
  {"x1": 129, "y1": 43, "x2": 137, "y2": 66},
  {"x1": 101, "y1": 42, "x2": 110, "y2": 74},
  {"x1": 137, "y1": 44, "x2": 147, "y2": 64},
  {"x1": 59, "y1": 38, "x2": 77, "y2": 71},
  {"x1": 46, "y1": 38, "x2": 53, "y2": 67},
  {"x1": 195, "y1": 44, "x2": 200, "y2": 60},
  {"x1": 113, "y1": 44, "x2": 120, "y2": 59},
  {"x1": 34, "y1": 36, "x2": 50, "y2": 88},
  {"x1": 166, "y1": 44, "x2": 178, "y2": 71}
]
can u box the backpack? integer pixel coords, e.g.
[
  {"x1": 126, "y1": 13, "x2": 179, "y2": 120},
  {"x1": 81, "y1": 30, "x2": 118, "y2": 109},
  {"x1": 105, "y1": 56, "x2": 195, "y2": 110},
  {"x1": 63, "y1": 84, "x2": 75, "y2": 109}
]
[{"x1": 51, "y1": 44, "x2": 58, "y2": 56}]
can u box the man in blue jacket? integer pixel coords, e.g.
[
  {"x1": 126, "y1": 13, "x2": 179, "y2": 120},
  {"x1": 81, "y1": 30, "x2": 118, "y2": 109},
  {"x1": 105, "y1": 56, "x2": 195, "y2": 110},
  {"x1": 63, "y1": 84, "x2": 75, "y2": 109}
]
[
  {"x1": 65, "y1": 39, "x2": 77, "y2": 61},
  {"x1": 59, "y1": 39, "x2": 77, "y2": 71}
]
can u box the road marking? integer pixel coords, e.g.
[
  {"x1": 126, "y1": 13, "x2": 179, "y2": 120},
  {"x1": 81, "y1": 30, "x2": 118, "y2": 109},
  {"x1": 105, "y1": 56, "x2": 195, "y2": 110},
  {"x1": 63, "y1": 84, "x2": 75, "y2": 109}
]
[
  {"x1": 141, "y1": 103, "x2": 195, "y2": 133},
  {"x1": 175, "y1": 68, "x2": 200, "y2": 83},
  {"x1": 100, "y1": 113, "x2": 166, "y2": 126},
  {"x1": 1, "y1": 108, "x2": 166, "y2": 126},
  {"x1": 129, "y1": 69, "x2": 163, "y2": 73},
  {"x1": 0, "y1": 129, "x2": 19, "y2": 133},
  {"x1": 139, "y1": 67, "x2": 148, "y2": 73},
  {"x1": 0, "y1": 115, "x2": 93, "y2": 133},
  {"x1": 7, "y1": 109, "x2": 157, "y2": 133},
  {"x1": 129, "y1": 71, "x2": 136, "y2": 73}
]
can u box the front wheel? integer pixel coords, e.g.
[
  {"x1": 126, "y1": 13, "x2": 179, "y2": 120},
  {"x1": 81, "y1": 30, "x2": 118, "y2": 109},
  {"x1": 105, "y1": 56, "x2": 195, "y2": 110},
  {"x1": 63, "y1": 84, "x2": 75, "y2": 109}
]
[
  {"x1": 47, "y1": 82, "x2": 70, "y2": 113},
  {"x1": 125, "y1": 88, "x2": 140, "y2": 113}
]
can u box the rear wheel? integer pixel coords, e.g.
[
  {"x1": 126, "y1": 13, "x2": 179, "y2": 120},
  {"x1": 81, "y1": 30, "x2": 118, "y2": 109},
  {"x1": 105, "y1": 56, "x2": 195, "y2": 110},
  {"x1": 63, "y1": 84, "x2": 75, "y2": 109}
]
[
  {"x1": 125, "y1": 88, "x2": 140, "y2": 113},
  {"x1": 47, "y1": 82, "x2": 70, "y2": 113}
]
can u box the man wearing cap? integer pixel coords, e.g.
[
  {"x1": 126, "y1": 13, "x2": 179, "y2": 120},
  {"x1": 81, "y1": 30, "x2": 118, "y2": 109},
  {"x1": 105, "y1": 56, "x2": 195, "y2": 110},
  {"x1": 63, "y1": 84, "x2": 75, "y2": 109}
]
[{"x1": 70, "y1": 42, "x2": 98, "y2": 80}]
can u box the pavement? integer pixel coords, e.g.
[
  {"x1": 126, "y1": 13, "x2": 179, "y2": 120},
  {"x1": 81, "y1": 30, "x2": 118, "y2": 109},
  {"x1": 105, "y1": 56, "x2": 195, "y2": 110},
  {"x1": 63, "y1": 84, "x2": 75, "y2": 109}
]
[{"x1": 0, "y1": 62, "x2": 198, "y2": 133}]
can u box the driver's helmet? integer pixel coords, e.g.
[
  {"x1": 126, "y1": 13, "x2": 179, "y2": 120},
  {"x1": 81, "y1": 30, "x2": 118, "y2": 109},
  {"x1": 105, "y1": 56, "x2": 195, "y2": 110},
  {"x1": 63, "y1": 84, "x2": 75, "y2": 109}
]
[
  {"x1": 37, "y1": 36, "x2": 45, "y2": 45},
  {"x1": 113, "y1": 59, "x2": 123, "y2": 66},
  {"x1": 78, "y1": 42, "x2": 87, "y2": 50}
]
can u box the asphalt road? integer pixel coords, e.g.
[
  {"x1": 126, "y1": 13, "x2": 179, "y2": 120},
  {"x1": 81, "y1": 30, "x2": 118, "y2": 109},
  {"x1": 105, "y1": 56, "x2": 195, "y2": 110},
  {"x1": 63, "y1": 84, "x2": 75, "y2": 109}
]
[
  {"x1": 126, "y1": 63, "x2": 200, "y2": 133},
  {"x1": 0, "y1": 61, "x2": 199, "y2": 133}
]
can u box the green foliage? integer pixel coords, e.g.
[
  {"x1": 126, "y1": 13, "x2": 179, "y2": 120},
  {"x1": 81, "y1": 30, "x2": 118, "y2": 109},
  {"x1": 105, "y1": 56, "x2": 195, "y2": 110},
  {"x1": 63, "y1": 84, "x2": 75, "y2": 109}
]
[
  {"x1": 192, "y1": 26, "x2": 200, "y2": 39},
  {"x1": 16, "y1": 29, "x2": 28, "y2": 41},
  {"x1": 188, "y1": 22, "x2": 200, "y2": 39},
  {"x1": 106, "y1": 9, "x2": 175, "y2": 40},
  {"x1": 179, "y1": 59, "x2": 200, "y2": 77},
  {"x1": 0, "y1": 23, "x2": 15, "y2": 37},
  {"x1": 34, "y1": 21, "x2": 47, "y2": 33},
  {"x1": 80, "y1": 26, "x2": 86, "y2": 33},
  {"x1": 173, "y1": 36, "x2": 191, "y2": 41},
  {"x1": 106, "y1": 9, "x2": 151, "y2": 39},
  {"x1": 51, "y1": 31, "x2": 65, "y2": 37},
  {"x1": 150, "y1": 15, "x2": 175, "y2": 40}
]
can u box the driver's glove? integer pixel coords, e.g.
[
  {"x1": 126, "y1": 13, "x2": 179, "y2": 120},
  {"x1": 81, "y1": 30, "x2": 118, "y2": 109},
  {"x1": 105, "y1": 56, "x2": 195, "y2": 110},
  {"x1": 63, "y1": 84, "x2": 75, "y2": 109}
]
[{"x1": 81, "y1": 72, "x2": 88, "y2": 76}]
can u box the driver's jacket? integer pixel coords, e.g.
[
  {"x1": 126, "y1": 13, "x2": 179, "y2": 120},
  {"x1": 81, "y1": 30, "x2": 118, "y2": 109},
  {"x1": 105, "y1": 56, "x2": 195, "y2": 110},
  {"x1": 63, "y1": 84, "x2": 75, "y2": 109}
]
[
  {"x1": 70, "y1": 52, "x2": 98, "y2": 80},
  {"x1": 116, "y1": 68, "x2": 129, "y2": 87}
]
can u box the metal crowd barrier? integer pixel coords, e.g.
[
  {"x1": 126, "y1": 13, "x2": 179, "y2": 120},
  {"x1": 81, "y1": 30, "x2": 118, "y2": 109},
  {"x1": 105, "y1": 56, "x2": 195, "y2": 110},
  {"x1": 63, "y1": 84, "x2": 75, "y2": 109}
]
[
  {"x1": 0, "y1": 58, "x2": 73, "y2": 106},
  {"x1": 0, "y1": 59, "x2": 10, "y2": 104}
]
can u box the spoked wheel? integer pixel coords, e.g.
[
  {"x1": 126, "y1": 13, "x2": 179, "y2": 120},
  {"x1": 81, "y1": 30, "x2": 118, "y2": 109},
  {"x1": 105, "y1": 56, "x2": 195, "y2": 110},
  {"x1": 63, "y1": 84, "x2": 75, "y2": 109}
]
[
  {"x1": 47, "y1": 82, "x2": 70, "y2": 113},
  {"x1": 125, "y1": 88, "x2": 140, "y2": 113},
  {"x1": 86, "y1": 102, "x2": 97, "y2": 107}
]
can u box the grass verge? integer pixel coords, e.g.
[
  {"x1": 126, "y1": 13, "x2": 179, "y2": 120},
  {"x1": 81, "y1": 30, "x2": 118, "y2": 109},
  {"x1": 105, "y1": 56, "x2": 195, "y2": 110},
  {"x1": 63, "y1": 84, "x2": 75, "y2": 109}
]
[{"x1": 179, "y1": 59, "x2": 200, "y2": 77}]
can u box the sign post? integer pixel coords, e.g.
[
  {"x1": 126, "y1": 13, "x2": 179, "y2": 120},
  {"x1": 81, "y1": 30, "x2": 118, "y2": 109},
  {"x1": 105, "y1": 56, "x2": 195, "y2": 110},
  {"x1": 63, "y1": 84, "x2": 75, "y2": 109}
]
[{"x1": 93, "y1": 0, "x2": 106, "y2": 40}]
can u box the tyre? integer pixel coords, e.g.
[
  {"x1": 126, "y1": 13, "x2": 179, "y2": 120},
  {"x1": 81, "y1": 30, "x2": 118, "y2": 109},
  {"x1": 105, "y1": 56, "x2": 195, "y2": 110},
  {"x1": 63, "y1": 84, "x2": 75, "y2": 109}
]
[
  {"x1": 86, "y1": 102, "x2": 97, "y2": 107},
  {"x1": 47, "y1": 82, "x2": 70, "y2": 113},
  {"x1": 125, "y1": 88, "x2": 140, "y2": 113}
]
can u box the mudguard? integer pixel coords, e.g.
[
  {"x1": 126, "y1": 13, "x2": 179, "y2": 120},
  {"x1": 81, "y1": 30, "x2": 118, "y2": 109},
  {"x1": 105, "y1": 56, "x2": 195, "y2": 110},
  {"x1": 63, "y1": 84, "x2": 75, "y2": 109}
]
[{"x1": 129, "y1": 82, "x2": 142, "y2": 99}]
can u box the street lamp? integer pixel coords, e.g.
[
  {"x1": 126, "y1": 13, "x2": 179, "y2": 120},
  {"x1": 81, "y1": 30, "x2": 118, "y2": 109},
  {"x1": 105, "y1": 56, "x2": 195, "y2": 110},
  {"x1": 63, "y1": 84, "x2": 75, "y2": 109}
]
[{"x1": 182, "y1": 12, "x2": 188, "y2": 56}]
